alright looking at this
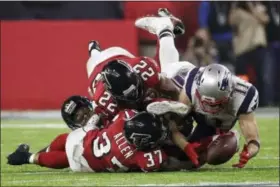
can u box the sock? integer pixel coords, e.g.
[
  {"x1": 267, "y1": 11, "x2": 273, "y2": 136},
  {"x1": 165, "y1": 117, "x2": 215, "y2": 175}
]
[
  {"x1": 38, "y1": 151, "x2": 69, "y2": 169},
  {"x1": 159, "y1": 29, "x2": 174, "y2": 39},
  {"x1": 89, "y1": 48, "x2": 101, "y2": 58},
  {"x1": 29, "y1": 153, "x2": 36, "y2": 164},
  {"x1": 158, "y1": 31, "x2": 179, "y2": 73},
  {"x1": 48, "y1": 133, "x2": 68, "y2": 152}
]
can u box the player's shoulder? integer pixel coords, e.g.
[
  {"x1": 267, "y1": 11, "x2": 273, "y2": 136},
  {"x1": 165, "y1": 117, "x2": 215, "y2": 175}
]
[
  {"x1": 136, "y1": 56, "x2": 160, "y2": 71},
  {"x1": 182, "y1": 66, "x2": 202, "y2": 102},
  {"x1": 142, "y1": 56, "x2": 159, "y2": 67},
  {"x1": 111, "y1": 109, "x2": 138, "y2": 122},
  {"x1": 231, "y1": 76, "x2": 259, "y2": 116},
  {"x1": 92, "y1": 81, "x2": 105, "y2": 100}
]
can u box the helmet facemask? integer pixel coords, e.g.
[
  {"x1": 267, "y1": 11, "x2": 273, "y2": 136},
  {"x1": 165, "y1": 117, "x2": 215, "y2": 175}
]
[
  {"x1": 72, "y1": 106, "x2": 95, "y2": 127},
  {"x1": 195, "y1": 89, "x2": 229, "y2": 114},
  {"x1": 61, "y1": 96, "x2": 95, "y2": 130}
]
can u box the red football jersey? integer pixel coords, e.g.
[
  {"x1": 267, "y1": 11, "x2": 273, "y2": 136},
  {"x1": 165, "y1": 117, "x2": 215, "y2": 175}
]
[
  {"x1": 88, "y1": 55, "x2": 161, "y2": 119},
  {"x1": 82, "y1": 109, "x2": 167, "y2": 172}
]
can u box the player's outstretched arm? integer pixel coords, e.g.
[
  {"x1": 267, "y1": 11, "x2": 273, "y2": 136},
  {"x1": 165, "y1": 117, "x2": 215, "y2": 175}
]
[
  {"x1": 168, "y1": 120, "x2": 200, "y2": 167},
  {"x1": 233, "y1": 112, "x2": 260, "y2": 168}
]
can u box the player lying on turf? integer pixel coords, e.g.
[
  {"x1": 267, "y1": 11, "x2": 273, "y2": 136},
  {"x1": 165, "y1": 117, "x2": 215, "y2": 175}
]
[
  {"x1": 7, "y1": 95, "x2": 195, "y2": 172},
  {"x1": 83, "y1": 9, "x2": 239, "y2": 168},
  {"x1": 84, "y1": 9, "x2": 202, "y2": 166},
  {"x1": 136, "y1": 15, "x2": 261, "y2": 168}
]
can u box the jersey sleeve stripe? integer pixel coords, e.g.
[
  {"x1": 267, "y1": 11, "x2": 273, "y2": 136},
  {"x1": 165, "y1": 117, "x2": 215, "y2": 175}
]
[
  {"x1": 171, "y1": 75, "x2": 184, "y2": 88},
  {"x1": 184, "y1": 68, "x2": 199, "y2": 102},
  {"x1": 237, "y1": 85, "x2": 257, "y2": 115}
]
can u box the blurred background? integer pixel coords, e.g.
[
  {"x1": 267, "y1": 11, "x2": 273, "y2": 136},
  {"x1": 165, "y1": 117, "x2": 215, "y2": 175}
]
[{"x1": 0, "y1": 1, "x2": 279, "y2": 114}]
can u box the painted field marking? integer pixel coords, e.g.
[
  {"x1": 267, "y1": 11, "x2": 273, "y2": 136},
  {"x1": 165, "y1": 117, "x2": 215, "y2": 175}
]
[
  {"x1": 1, "y1": 123, "x2": 66, "y2": 128},
  {"x1": 4, "y1": 179, "x2": 279, "y2": 187},
  {"x1": 2, "y1": 166, "x2": 278, "y2": 176}
]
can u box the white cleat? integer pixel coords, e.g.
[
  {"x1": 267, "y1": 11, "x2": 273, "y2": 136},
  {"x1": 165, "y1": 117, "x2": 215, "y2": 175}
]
[
  {"x1": 158, "y1": 8, "x2": 185, "y2": 36},
  {"x1": 146, "y1": 100, "x2": 190, "y2": 116},
  {"x1": 135, "y1": 16, "x2": 174, "y2": 36}
]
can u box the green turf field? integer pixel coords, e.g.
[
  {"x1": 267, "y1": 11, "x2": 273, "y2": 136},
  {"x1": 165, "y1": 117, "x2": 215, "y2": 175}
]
[{"x1": 1, "y1": 118, "x2": 279, "y2": 186}]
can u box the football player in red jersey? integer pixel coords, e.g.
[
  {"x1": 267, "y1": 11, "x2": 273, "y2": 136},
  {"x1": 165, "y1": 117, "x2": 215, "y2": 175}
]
[
  {"x1": 7, "y1": 96, "x2": 194, "y2": 172},
  {"x1": 86, "y1": 9, "x2": 185, "y2": 121}
]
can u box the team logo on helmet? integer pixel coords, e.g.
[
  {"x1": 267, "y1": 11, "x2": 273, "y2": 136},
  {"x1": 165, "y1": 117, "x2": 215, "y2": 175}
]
[
  {"x1": 64, "y1": 101, "x2": 77, "y2": 114},
  {"x1": 130, "y1": 133, "x2": 152, "y2": 147},
  {"x1": 195, "y1": 70, "x2": 204, "y2": 86},
  {"x1": 220, "y1": 72, "x2": 231, "y2": 91},
  {"x1": 123, "y1": 84, "x2": 137, "y2": 97}
]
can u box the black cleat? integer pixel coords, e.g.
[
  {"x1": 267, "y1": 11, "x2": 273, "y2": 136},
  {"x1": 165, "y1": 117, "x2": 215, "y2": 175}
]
[
  {"x1": 158, "y1": 8, "x2": 185, "y2": 36},
  {"x1": 7, "y1": 144, "x2": 32, "y2": 165},
  {"x1": 88, "y1": 40, "x2": 101, "y2": 57}
]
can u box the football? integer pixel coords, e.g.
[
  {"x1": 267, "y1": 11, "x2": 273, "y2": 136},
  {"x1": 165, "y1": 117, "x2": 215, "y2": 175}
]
[{"x1": 207, "y1": 133, "x2": 238, "y2": 165}]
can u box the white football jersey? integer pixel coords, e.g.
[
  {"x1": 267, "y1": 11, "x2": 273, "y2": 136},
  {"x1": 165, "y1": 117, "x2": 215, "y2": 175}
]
[{"x1": 172, "y1": 66, "x2": 259, "y2": 130}]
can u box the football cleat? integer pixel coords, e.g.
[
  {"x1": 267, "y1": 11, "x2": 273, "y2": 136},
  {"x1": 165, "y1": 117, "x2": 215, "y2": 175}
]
[
  {"x1": 7, "y1": 144, "x2": 32, "y2": 165},
  {"x1": 147, "y1": 100, "x2": 190, "y2": 116},
  {"x1": 135, "y1": 16, "x2": 174, "y2": 36},
  {"x1": 158, "y1": 8, "x2": 185, "y2": 36},
  {"x1": 88, "y1": 40, "x2": 101, "y2": 57}
]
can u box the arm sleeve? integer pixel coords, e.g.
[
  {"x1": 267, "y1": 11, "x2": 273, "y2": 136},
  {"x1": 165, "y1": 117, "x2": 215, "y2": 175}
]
[{"x1": 237, "y1": 86, "x2": 259, "y2": 115}]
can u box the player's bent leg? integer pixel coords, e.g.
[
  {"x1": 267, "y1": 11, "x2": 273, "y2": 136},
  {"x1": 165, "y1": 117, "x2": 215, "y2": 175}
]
[
  {"x1": 7, "y1": 143, "x2": 69, "y2": 169},
  {"x1": 36, "y1": 151, "x2": 69, "y2": 169},
  {"x1": 65, "y1": 128, "x2": 93, "y2": 172},
  {"x1": 136, "y1": 17, "x2": 179, "y2": 70},
  {"x1": 86, "y1": 46, "x2": 135, "y2": 78},
  {"x1": 47, "y1": 133, "x2": 69, "y2": 152},
  {"x1": 162, "y1": 61, "x2": 196, "y2": 79},
  {"x1": 158, "y1": 36, "x2": 179, "y2": 71}
]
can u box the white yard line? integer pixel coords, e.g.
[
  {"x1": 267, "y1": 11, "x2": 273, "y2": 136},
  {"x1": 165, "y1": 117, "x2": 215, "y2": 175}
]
[
  {"x1": 5, "y1": 180, "x2": 279, "y2": 186},
  {"x1": 114, "y1": 182, "x2": 280, "y2": 187},
  {"x1": 7, "y1": 178, "x2": 89, "y2": 184},
  {"x1": 255, "y1": 157, "x2": 280, "y2": 160},
  {"x1": 1, "y1": 123, "x2": 66, "y2": 128},
  {"x1": 3, "y1": 166, "x2": 278, "y2": 176},
  {"x1": 1, "y1": 108, "x2": 279, "y2": 119}
]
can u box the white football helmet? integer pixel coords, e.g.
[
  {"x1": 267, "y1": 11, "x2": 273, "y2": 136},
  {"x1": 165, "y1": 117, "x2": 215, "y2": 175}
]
[{"x1": 195, "y1": 64, "x2": 234, "y2": 113}]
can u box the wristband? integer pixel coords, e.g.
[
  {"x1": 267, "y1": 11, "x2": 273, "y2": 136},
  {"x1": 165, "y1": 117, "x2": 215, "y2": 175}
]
[{"x1": 247, "y1": 140, "x2": 260, "y2": 149}]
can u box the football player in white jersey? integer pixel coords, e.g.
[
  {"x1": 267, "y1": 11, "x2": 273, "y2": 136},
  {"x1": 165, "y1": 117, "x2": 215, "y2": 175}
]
[{"x1": 136, "y1": 14, "x2": 260, "y2": 169}]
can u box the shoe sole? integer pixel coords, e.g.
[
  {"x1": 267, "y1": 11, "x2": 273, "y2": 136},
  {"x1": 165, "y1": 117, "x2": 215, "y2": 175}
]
[
  {"x1": 135, "y1": 17, "x2": 173, "y2": 34},
  {"x1": 147, "y1": 101, "x2": 190, "y2": 116},
  {"x1": 158, "y1": 9, "x2": 185, "y2": 35}
]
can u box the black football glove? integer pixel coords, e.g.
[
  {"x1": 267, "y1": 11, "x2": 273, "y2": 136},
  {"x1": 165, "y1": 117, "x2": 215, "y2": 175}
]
[{"x1": 7, "y1": 144, "x2": 32, "y2": 165}]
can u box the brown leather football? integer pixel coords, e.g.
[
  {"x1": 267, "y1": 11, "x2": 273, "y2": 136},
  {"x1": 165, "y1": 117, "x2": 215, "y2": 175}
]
[{"x1": 207, "y1": 134, "x2": 238, "y2": 165}]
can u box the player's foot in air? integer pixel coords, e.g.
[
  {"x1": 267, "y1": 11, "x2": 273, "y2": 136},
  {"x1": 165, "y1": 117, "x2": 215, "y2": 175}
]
[
  {"x1": 88, "y1": 40, "x2": 101, "y2": 57},
  {"x1": 135, "y1": 8, "x2": 185, "y2": 37},
  {"x1": 158, "y1": 8, "x2": 185, "y2": 36},
  {"x1": 135, "y1": 16, "x2": 174, "y2": 36},
  {"x1": 147, "y1": 100, "x2": 190, "y2": 116},
  {"x1": 7, "y1": 144, "x2": 32, "y2": 165}
]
